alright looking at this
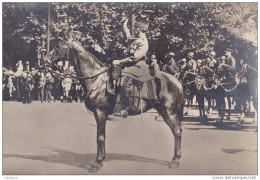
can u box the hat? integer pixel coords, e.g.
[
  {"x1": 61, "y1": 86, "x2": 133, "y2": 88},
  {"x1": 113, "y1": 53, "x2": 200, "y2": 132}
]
[
  {"x1": 224, "y1": 48, "x2": 233, "y2": 53},
  {"x1": 25, "y1": 61, "x2": 29, "y2": 65},
  {"x1": 151, "y1": 54, "x2": 156, "y2": 59},
  {"x1": 168, "y1": 52, "x2": 175, "y2": 57},
  {"x1": 209, "y1": 51, "x2": 216, "y2": 57},
  {"x1": 18, "y1": 60, "x2": 22, "y2": 63},
  {"x1": 220, "y1": 56, "x2": 226, "y2": 60},
  {"x1": 187, "y1": 52, "x2": 194, "y2": 58},
  {"x1": 179, "y1": 58, "x2": 186, "y2": 63},
  {"x1": 197, "y1": 59, "x2": 202, "y2": 64}
]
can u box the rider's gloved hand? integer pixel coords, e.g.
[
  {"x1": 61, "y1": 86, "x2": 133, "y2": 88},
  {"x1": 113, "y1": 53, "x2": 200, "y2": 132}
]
[{"x1": 113, "y1": 60, "x2": 120, "y2": 66}]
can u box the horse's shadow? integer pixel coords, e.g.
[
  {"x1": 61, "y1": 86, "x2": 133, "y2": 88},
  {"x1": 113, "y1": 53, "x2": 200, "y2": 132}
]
[{"x1": 3, "y1": 147, "x2": 169, "y2": 173}]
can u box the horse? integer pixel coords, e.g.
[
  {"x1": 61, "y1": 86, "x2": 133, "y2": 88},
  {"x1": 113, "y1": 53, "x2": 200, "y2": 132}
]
[
  {"x1": 234, "y1": 64, "x2": 258, "y2": 123},
  {"x1": 44, "y1": 38, "x2": 184, "y2": 172},
  {"x1": 181, "y1": 71, "x2": 197, "y2": 115},
  {"x1": 214, "y1": 65, "x2": 237, "y2": 122}
]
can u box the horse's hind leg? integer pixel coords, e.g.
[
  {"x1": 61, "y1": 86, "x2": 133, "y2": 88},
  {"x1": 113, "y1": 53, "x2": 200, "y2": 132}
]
[
  {"x1": 156, "y1": 106, "x2": 182, "y2": 168},
  {"x1": 90, "y1": 109, "x2": 107, "y2": 173}
]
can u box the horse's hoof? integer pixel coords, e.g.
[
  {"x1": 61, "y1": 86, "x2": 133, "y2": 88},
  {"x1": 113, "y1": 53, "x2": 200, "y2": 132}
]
[
  {"x1": 169, "y1": 162, "x2": 180, "y2": 169},
  {"x1": 89, "y1": 162, "x2": 103, "y2": 173}
]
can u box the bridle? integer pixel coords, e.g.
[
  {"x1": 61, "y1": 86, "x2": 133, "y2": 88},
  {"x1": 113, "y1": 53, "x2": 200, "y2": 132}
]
[{"x1": 44, "y1": 40, "x2": 111, "y2": 80}]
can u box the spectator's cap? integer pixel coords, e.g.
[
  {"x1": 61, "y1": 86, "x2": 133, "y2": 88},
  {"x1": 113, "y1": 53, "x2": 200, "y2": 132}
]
[
  {"x1": 18, "y1": 60, "x2": 22, "y2": 63},
  {"x1": 151, "y1": 54, "x2": 156, "y2": 59},
  {"x1": 168, "y1": 52, "x2": 175, "y2": 57},
  {"x1": 220, "y1": 56, "x2": 226, "y2": 60},
  {"x1": 25, "y1": 61, "x2": 29, "y2": 65},
  {"x1": 187, "y1": 52, "x2": 194, "y2": 58},
  {"x1": 224, "y1": 48, "x2": 233, "y2": 53},
  {"x1": 179, "y1": 58, "x2": 187, "y2": 63},
  {"x1": 134, "y1": 21, "x2": 149, "y2": 31},
  {"x1": 31, "y1": 68, "x2": 35, "y2": 71},
  {"x1": 197, "y1": 59, "x2": 202, "y2": 64},
  {"x1": 209, "y1": 51, "x2": 216, "y2": 57}
]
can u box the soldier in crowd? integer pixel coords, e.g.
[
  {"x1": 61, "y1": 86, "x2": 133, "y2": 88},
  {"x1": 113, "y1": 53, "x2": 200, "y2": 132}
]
[
  {"x1": 38, "y1": 71, "x2": 46, "y2": 103},
  {"x1": 224, "y1": 49, "x2": 236, "y2": 70},
  {"x1": 186, "y1": 52, "x2": 197, "y2": 73},
  {"x1": 45, "y1": 72, "x2": 54, "y2": 103},
  {"x1": 53, "y1": 71, "x2": 62, "y2": 102},
  {"x1": 148, "y1": 54, "x2": 160, "y2": 75},
  {"x1": 177, "y1": 58, "x2": 187, "y2": 81},
  {"x1": 207, "y1": 51, "x2": 217, "y2": 71},
  {"x1": 24, "y1": 72, "x2": 35, "y2": 104},
  {"x1": 217, "y1": 56, "x2": 226, "y2": 66},
  {"x1": 20, "y1": 72, "x2": 28, "y2": 103},
  {"x1": 163, "y1": 52, "x2": 179, "y2": 77},
  {"x1": 196, "y1": 59, "x2": 205, "y2": 77}
]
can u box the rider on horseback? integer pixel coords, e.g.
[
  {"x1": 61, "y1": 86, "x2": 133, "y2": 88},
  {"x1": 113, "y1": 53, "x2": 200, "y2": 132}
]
[
  {"x1": 220, "y1": 48, "x2": 236, "y2": 80},
  {"x1": 112, "y1": 18, "x2": 149, "y2": 117},
  {"x1": 112, "y1": 18, "x2": 148, "y2": 68}
]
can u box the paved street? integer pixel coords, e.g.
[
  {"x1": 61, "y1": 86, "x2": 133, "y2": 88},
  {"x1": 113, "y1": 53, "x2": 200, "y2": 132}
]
[{"x1": 3, "y1": 101, "x2": 257, "y2": 175}]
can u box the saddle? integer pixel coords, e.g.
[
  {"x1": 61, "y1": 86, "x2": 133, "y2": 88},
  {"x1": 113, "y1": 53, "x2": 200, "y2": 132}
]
[
  {"x1": 107, "y1": 61, "x2": 157, "y2": 99},
  {"x1": 106, "y1": 61, "x2": 158, "y2": 117}
]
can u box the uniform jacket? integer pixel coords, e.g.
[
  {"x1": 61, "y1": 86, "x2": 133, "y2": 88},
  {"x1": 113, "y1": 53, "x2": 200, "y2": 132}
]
[
  {"x1": 119, "y1": 25, "x2": 148, "y2": 66},
  {"x1": 187, "y1": 59, "x2": 197, "y2": 72}
]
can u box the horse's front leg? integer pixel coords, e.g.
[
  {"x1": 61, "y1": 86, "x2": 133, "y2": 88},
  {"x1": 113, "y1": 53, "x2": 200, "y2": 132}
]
[{"x1": 90, "y1": 109, "x2": 107, "y2": 173}]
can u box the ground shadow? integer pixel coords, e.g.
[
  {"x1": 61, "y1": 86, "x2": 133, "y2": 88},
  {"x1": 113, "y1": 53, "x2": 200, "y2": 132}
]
[
  {"x1": 3, "y1": 147, "x2": 169, "y2": 174},
  {"x1": 184, "y1": 120, "x2": 257, "y2": 132}
]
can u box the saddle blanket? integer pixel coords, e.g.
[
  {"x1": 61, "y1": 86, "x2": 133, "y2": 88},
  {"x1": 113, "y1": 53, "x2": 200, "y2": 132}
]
[
  {"x1": 122, "y1": 61, "x2": 154, "y2": 82},
  {"x1": 121, "y1": 76, "x2": 157, "y2": 100}
]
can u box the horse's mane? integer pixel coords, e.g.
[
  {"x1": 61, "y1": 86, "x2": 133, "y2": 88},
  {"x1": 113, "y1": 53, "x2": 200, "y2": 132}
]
[{"x1": 71, "y1": 40, "x2": 107, "y2": 68}]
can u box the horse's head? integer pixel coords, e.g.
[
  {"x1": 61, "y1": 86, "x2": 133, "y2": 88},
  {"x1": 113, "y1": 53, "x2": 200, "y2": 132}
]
[{"x1": 43, "y1": 39, "x2": 72, "y2": 66}]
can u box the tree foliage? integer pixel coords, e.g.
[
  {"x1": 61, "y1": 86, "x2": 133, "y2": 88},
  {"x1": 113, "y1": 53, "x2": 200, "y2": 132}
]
[{"x1": 3, "y1": 2, "x2": 257, "y2": 69}]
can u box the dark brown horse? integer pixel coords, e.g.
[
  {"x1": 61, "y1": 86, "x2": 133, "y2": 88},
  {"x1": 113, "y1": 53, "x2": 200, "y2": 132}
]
[
  {"x1": 234, "y1": 64, "x2": 258, "y2": 123},
  {"x1": 44, "y1": 38, "x2": 184, "y2": 172}
]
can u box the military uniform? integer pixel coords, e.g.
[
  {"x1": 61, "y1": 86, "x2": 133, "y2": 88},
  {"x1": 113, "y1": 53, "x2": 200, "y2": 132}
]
[
  {"x1": 187, "y1": 59, "x2": 197, "y2": 73},
  {"x1": 117, "y1": 26, "x2": 148, "y2": 68}
]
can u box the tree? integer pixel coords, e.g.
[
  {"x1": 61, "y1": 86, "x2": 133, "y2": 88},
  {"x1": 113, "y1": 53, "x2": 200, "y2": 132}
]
[{"x1": 2, "y1": 2, "x2": 257, "y2": 69}]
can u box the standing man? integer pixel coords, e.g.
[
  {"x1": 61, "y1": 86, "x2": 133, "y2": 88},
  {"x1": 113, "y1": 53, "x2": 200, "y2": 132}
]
[
  {"x1": 38, "y1": 71, "x2": 46, "y2": 103},
  {"x1": 25, "y1": 72, "x2": 35, "y2": 104},
  {"x1": 45, "y1": 72, "x2": 54, "y2": 103}
]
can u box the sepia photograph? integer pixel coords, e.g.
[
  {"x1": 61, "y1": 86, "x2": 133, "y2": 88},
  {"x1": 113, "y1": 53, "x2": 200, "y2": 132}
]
[{"x1": 2, "y1": 1, "x2": 258, "y2": 176}]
